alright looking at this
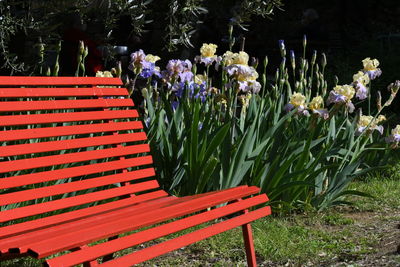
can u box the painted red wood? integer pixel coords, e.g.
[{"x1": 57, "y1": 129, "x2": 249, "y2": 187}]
[
  {"x1": 46, "y1": 195, "x2": 269, "y2": 267},
  {"x1": 0, "y1": 76, "x2": 271, "y2": 266},
  {"x1": 242, "y1": 219, "x2": 257, "y2": 266},
  {"x1": 0, "y1": 98, "x2": 133, "y2": 112},
  {"x1": 0, "y1": 168, "x2": 156, "y2": 205},
  {"x1": 28, "y1": 186, "x2": 259, "y2": 257},
  {"x1": 99, "y1": 207, "x2": 271, "y2": 266},
  {"x1": 0, "y1": 144, "x2": 150, "y2": 173},
  {"x1": 2, "y1": 192, "x2": 220, "y2": 253},
  {"x1": 0, "y1": 87, "x2": 128, "y2": 97},
  {"x1": 2, "y1": 195, "x2": 178, "y2": 254},
  {"x1": 0, "y1": 132, "x2": 148, "y2": 157},
  {"x1": 0, "y1": 76, "x2": 122, "y2": 86},
  {"x1": 0, "y1": 181, "x2": 160, "y2": 223},
  {"x1": 0, "y1": 156, "x2": 153, "y2": 189},
  {"x1": 0, "y1": 121, "x2": 143, "y2": 142},
  {"x1": 0, "y1": 191, "x2": 169, "y2": 240},
  {"x1": 0, "y1": 110, "x2": 138, "y2": 127}
]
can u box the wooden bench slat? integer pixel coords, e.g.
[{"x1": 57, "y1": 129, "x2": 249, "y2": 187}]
[
  {"x1": 0, "y1": 168, "x2": 156, "y2": 205},
  {"x1": 47, "y1": 195, "x2": 269, "y2": 267},
  {"x1": 1, "y1": 191, "x2": 226, "y2": 244},
  {"x1": 0, "y1": 144, "x2": 150, "y2": 173},
  {"x1": 0, "y1": 110, "x2": 138, "y2": 127},
  {"x1": 0, "y1": 156, "x2": 153, "y2": 189},
  {"x1": 0, "y1": 121, "x2": 143, "y2": 142},
  {"x1": 0, "y1": 76, "x2": 271, "y2": 266},
  {"x1": 100, "y1": 207, "x2": 271, "y2": 267},
  {"x1": 0, "y1": 132, "x2": 148, "y2": 157},
  {"x1": 3, "y1": 195, "x2": 179, "y2": 254},
  {"x1": 0, "y1": 77, "x2": 122, "y2": 86},
  {"x1": 27, "y1": 186, "x2": 259, "y2": 258},
  {"x1": 0, "y1": 87, "x2": 128, "y2": 97},
  {"x1": 0, "y1": 99, "x2": 133, "y2": 112},
  {"x1": 0, "y1": 181, "x2": 160, "y2": 223},
  {"x1": 0, "y1": 191, "x2": 169, "y2": 240}
]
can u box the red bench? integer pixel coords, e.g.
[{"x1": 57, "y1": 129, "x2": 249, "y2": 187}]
[{"x1": 0, "y1": 76, "x2": 271, "y2": 266}]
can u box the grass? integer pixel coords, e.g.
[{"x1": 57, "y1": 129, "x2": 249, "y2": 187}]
[
  {"x1": 347, "y1": 167, "x2": 400, "y2": 212},
  {"x1": 1, "y1": 166, "x2": 399, "y2": 266}
]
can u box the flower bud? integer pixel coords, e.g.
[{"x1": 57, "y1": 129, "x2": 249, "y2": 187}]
[
  {"x1": 116, "y1": 61, "x2": 122, "y2": 77},
  {"x1": 280, "y1": 57, "x2": 286, "y2": 70},
  {"x1": 388, "y1": 80, "x2": 400, "y2": 94},
  {"x1": 46, "y1": 67, "x2": 51, "y2": 76},
  {"x1": 278, "y1": 40, "x2": 286, "y2": 58},
  {"x1": 53, "y1": 63, "x2": 59, "y2": 76},
  {"x1": 141, "y1": 88, "x2": 148, "y2": 98},
  {"x1": 83, "y1": 46, "x2": 89, "y2": 59},
  {"x1": 38, "y1": 39, "x2": 44, "y2": 56},
  {"x1": 77, "y1": 53, "x2": 82, "y2": 64},
  {"x1": 290, "y1": 50, "x2": 295, "y2": 69},
  {"x1": 192, "y1": 64, "x2": 197, "y2": 75},
  {"x1": 377, "y1": 90, "x2": 382, "y2": 111},
  {"x1": 301, "y1": 58, "x2": 306, "y2": 69},
  {"x1": 321, "y1": 53, "x2": 327, "y2": 68},
  {"x1": 250, "y1": 57, "x2": 258, "y2": 68},
  {"x1": 209, "y1": 87, "x2": 219, "y2": 94},
  {"x1": 55, "y1": 40, "x2": 62, "y2": 53},
  {"x1": 275, "y1": 68, "x2": 279, "y2": 82},
  {"x1": 263, "y1": 55, "x2": 268, "y2": 69},
  {"x1": 303, "y1": 35, "x2": 307, "y2": 48},
  {"x1": 79, "y1": 41, "x2": 85, "y2": 55},
  {"x1": 311, "y1": 50, "x2": 317, "y2": 65}
]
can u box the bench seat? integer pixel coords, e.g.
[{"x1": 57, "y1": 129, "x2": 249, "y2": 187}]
[{"x1": 0, "y1": 76, "x2": 271, "y2": 266}]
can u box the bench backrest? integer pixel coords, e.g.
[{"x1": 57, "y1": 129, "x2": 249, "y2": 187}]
[{"x1": 0, "y1": 77, "x2": 161, "y2": 225}]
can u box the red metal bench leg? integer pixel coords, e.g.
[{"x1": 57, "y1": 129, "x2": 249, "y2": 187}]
[
  {"x1": 241, "y1": 204, "x2": 258, "y2": 267},
  {"x1": 234, "y1": 198, "x2": 257, "y2": 267},
  {"x1": 242, "y1": 222, "x2": 257, "y2": 267}
]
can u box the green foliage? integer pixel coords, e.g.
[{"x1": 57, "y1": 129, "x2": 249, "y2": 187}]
[
  {"x1": 0, "y1": 0, "x2": 283, "y2": 74},
  {"x1": 135, "y1": 39, "x2": 398, "y2": 212}
]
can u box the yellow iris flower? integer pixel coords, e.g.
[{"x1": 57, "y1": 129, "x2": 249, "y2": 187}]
[
  {"x1": 200, "y1": 43, "x2": 218, "y2": 58},
  {"x1": 290, "y1": 92, "x2": 306, "y2": 107},
  {"x1": 334, "y1": 85, "x2": 355, "y2": 100}
]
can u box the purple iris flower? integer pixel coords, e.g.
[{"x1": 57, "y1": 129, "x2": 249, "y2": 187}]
[
  {"x1": 357, "y1": 125, "x2": 383, "y2": 136},
  {"x1": 364, "y1": 69, "x2": 382, "y2": 80},
  {"x1": 144, "y1": 117, "x2": 151, "y2": 128},
  {"x1": 312, "y1": 109, "x2": 329, "y2": 120},
  {"x1": 139, "y1": 61, "x2": 161, "y2": 79},
  {"x1": 195, "y1": 55, "x2": 216, "y2": 66},
  {"x1": 354, "y1": 82, "x2": 368, "y2": 100},
  {"x1": 284, "y1": 103, "x2": 294, "y2": 112},
  {"x1": 165, "y1": 59, "x2": 193, "y2": 83},
  {"x1": 171, "y1": 101, "x2": 179, "y2": 111},
  {"x1": 327, "y1": 91, "x2": 347, "y2": 105},
  {"x1": 178, "y1": 71, "x2": 194, "y2": 83},
  {"x1": 166, "y1": 59, "x2": 185, "y2": 74},
  {"x1": 346, "y1": 102, "x2": 355, "y2": 113},
  {"x1": 128, "y1": 50, "x2": 146, "y2": 72},
  {"x1": 386, "y1": 134, "x2": 400, "y2": 143},
  {"x1": 173, "y1": 81, "x2": 207, "y2": 103},
  {"x1": 284, "y1": 103, "x2": 309, "y2": 116}
]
